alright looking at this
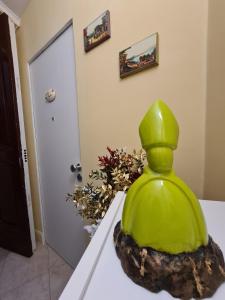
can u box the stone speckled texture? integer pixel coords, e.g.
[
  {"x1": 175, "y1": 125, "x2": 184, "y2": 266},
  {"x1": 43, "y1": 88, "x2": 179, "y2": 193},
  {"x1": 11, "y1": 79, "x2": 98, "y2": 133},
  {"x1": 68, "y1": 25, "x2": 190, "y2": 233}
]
[{"x1": 114, "y1": 221, "x2": 225, "y2": 300}]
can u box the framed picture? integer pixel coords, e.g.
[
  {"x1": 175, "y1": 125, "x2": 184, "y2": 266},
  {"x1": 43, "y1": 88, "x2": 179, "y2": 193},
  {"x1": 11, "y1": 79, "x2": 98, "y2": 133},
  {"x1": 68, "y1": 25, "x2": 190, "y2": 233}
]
[
  {"x1": 83, "y1": 10, "x2": 111, "y2": 52},
  {"x1": 119, "y1": 33, "x2": 159, "y2": 78}
]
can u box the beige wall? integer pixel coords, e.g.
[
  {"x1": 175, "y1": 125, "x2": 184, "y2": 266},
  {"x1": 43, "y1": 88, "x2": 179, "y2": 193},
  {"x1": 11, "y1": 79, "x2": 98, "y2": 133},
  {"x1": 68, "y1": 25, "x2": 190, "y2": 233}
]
[
  {"x1": 17, "y1": 0, "x2": 208, "y2": 232},
  {"x1": 204, "y1": 0, "x2": 225, "y2": 200}
]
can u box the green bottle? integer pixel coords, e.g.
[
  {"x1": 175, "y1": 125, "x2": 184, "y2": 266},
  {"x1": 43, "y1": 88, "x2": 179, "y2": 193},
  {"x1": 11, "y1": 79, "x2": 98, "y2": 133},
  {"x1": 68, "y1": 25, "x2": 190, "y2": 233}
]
[{"x1": 122, "y1": 100, "x2": 208, "y2": 254}]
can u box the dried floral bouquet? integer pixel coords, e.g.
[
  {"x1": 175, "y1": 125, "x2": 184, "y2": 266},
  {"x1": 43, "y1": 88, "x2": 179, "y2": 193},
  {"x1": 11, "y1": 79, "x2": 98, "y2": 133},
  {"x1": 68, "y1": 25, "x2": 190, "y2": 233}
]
[{"x1": 67, "y1": 147, "x2": 146, "y2": 236}]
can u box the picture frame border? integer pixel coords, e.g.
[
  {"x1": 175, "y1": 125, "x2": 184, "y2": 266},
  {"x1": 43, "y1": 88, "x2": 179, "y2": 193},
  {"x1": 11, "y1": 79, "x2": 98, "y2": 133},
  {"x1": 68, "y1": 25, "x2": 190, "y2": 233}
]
[
  {"x1": 119, "y1": 32, "x2": 159, "y2": 79},
  {"x1": 83, "y1": 10, "x2": 111, "y2": 53}
]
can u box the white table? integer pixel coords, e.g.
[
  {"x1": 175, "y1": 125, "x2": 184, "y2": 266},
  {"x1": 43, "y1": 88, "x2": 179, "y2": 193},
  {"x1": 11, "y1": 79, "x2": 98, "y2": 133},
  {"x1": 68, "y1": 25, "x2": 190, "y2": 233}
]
[{"x1": 60, "y1": 192, "x2": 225, "y2": 300}]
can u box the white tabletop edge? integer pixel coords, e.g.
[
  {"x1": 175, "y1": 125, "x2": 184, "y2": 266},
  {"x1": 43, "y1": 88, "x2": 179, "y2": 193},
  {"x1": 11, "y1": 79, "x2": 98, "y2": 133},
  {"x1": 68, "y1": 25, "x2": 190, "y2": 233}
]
[
  {"x1": 60, "y1": 195, "x2": 225, "y2": 300},
  {"x1": 59, "y1": 191, "x2": 126, "y2": 300}
]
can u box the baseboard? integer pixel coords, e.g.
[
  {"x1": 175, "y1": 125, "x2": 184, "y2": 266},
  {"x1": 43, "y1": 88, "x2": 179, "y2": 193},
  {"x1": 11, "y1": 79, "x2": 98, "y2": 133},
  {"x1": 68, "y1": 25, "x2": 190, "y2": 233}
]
[{"x1": 35, "y1": 229, "x2": 44, "y2": 245}]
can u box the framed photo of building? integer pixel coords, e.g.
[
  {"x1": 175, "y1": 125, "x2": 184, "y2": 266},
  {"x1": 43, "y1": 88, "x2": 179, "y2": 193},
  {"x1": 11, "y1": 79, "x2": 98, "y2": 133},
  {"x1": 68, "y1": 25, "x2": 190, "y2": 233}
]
[
  {"x1": 119, "y1": 33, "x2": 159, "y2": 78},
  {"x1": 83, "y1": 10, "x2": 111, "y2": 52}
]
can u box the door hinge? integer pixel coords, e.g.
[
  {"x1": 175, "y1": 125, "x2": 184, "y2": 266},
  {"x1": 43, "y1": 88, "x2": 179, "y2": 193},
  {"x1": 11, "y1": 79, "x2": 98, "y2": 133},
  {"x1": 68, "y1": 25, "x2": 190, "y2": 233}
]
[{"x1": 23, "y1": 149, "x2": 28, "y2": 163}]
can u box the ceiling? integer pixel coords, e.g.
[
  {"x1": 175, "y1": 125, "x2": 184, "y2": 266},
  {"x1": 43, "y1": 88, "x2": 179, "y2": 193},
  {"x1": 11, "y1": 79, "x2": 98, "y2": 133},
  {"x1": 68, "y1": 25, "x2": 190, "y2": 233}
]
[{"x1": 1, "y1": 0, "x2": 30, "y2": 17}]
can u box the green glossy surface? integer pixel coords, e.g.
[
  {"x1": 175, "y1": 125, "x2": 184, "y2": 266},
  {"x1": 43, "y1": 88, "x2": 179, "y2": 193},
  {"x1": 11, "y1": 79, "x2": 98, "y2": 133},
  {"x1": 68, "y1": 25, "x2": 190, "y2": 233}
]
[
  {"x1": 122, "y1": 100, "x2": 208, "y2": 254},
  {"x1": 139, "y1": 100, "x2": 179, "y2": 151}
]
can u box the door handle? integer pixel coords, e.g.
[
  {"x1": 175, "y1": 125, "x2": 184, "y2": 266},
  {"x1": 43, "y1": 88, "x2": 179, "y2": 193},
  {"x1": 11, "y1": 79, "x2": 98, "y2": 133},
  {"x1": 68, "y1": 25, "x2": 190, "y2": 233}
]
[{"x1": 70, "y1": 163, "x2": 82, "y2": 173}]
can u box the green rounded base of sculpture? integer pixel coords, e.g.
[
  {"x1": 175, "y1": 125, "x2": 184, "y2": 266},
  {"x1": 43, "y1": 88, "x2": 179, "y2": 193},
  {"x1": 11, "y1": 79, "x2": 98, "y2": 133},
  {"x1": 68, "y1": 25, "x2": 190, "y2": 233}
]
[{"x1": 122, "y1": 167, "x2": 208, "y2": 254}]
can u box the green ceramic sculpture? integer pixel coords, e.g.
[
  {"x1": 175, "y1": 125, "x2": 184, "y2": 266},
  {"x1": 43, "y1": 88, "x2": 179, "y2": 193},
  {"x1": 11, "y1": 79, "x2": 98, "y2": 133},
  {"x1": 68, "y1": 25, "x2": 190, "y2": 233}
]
[
  {"x1": 114, "y1": 100, "x2": 225, "y2": 298},
  {"x1": 122, "y1": 100, "x2": 208, "y2": 254}
]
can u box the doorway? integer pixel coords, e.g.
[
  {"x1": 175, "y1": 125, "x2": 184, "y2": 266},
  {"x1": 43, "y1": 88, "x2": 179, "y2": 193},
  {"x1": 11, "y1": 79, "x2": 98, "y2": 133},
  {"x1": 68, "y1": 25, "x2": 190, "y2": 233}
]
[
  {"x1": 0, "y1": 13, "x2": 34, "y2": 257},
  {"x1": 29, "y1": 23, "x2": 87, "y2": 267}
]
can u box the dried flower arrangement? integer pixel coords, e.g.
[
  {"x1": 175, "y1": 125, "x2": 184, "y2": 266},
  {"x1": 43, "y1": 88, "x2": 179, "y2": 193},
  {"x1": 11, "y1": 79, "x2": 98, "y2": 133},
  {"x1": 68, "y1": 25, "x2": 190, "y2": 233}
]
[{"x1": 67, "y1": 147, "x2": 146, "y2": 236}]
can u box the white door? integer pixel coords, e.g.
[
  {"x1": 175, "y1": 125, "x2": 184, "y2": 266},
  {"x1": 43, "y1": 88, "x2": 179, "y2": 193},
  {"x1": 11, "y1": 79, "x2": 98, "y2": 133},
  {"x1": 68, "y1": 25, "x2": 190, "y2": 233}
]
[{"x1": 29, "y1": 25, "x2": 87, "y2": 267}]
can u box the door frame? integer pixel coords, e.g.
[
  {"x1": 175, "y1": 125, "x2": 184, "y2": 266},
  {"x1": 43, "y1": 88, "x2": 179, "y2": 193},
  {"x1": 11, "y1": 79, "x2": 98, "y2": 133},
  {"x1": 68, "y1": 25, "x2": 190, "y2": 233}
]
[
  {"x1": 27, "y1": 19, "x2": 76, "y2": 244},
  {"x1": 8, "y1": 18, "x2": 36, "y2": 250},
  {"x1": 0, "y1": 1, "x2": 21, "y2": 27}
]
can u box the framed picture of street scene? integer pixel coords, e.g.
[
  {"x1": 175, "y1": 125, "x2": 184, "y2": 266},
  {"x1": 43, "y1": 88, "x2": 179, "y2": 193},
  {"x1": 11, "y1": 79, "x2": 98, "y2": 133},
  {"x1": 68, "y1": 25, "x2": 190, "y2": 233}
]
[
  {"x1": 83, "y1": 10, "x2": 111, "y2": 52},
  {"x1": 119, "y1": 33, "x2": 159, "y2": 78}
]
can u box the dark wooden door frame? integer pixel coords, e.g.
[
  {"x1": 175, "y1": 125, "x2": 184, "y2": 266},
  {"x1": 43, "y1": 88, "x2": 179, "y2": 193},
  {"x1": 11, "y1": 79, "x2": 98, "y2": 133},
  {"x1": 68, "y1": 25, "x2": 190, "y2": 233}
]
[
  {"x1": 0, "y1": 13, "x2": 35, "y2": 255},
  {"x1": 7, "y1": 13, "x2": 36, "y2": 250}
]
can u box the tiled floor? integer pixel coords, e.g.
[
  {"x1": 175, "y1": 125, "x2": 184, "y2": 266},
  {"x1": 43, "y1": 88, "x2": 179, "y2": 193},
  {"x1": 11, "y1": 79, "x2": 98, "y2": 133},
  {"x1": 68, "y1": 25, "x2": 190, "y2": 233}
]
[{"x1": 0, "y1": 242, "x2": 74, "y2": 300}]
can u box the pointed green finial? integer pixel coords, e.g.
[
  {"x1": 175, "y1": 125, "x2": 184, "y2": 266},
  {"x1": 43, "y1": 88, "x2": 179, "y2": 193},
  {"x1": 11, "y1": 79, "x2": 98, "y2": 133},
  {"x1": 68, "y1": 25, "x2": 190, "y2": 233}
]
[
  {"x1": 139, "y1": 100, "x2": 179, "y2": 173},
  {"x1": 139, "y1": 100, "x2": 179, "y2": 150}
]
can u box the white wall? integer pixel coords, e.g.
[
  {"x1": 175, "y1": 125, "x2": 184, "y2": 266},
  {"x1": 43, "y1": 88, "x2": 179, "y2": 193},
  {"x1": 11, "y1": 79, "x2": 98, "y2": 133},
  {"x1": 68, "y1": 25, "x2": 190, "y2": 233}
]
[{"x1": 204, "y1": 0, "x2": 225, "y2": 200}]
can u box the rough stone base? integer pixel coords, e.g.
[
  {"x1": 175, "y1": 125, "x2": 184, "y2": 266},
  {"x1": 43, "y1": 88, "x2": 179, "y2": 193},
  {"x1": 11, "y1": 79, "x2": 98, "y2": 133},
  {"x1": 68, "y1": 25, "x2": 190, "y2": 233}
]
[{"x1": 114, "y1": 221, "x2": 225, "y2": 299}]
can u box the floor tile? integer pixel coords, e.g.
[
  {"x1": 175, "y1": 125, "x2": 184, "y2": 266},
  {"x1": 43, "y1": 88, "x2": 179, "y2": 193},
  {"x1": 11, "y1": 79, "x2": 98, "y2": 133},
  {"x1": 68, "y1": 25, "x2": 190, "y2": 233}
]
[
  {"x1": 48, "y1": 246, "x2": 67, "y2": 268},
  {"x1": 1, "y1": 272, "x2": 50, "y2": 300},
  {"x1": 49, "y1": 263, "x2": 74, "y2": 300},
  {"x1": 0, "y1": 248, "x2": 9, "y2": 275},
  {"x1": 0, "y1": 243, "x2": 48, "y2": 295},
  {"x1": 0, "y1": 248, "x2": 9, "y2": 260}
]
